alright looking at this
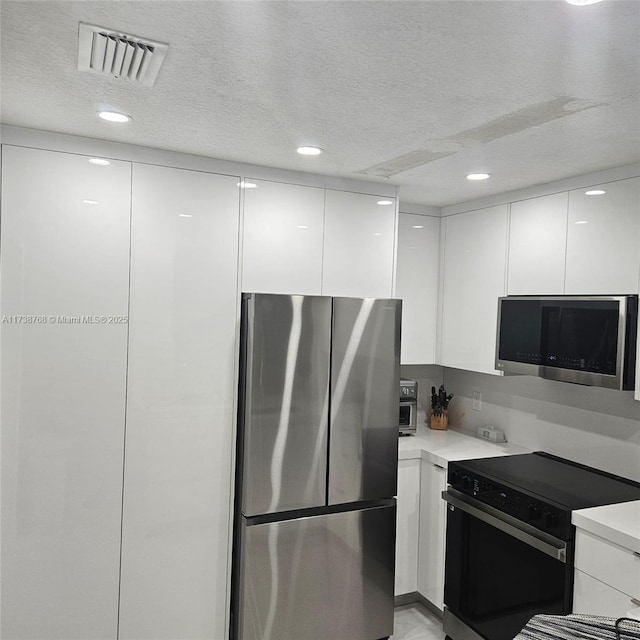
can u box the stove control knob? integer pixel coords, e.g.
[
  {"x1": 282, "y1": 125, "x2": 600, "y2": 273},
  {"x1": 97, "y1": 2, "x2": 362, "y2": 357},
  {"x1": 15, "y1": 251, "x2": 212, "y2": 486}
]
[
  {"x1": 528, "y1": 504, "x2": 541, "y2": 520},
  {"x1": 544, "y1": 511, "x2": 558, "y2": 529},
  {"x1": 450, "y1": 470, "x2": 461, "y2": 486},
  {"x1": 462, "y1": 476, "x2": 472, "y2": 491}
]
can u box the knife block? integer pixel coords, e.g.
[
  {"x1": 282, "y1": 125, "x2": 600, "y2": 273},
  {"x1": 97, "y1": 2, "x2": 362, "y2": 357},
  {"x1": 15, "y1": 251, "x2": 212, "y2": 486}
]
[{"x1": 430, "y1": 409, "x2": 448, "y2": 430}]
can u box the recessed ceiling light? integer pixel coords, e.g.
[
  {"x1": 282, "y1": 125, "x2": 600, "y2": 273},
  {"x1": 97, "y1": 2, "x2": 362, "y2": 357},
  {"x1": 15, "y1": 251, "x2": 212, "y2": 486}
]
[
  {"x1": 82, "y1": 199, "x2": 98, "y2": 205},
  {"x1": 466, "y1": 173, "x2": 490, "y2": 181},
  {"x1": 373, "y1": 232, "x2": 382, "y2": 236},
  {"x1": 297, "y1": 225, "x2": 309, "y2": 229},
  {"x1": 412, "y1": 225, "x2": 424, "y2": 229},
  {"x1": 565, "y1": 0, "x2": 603, "y2": 5},
  {"x1": 98, "y1": 111, "x2": 131, "y2": 123},
  {"x1": 377, "y1": 200, "x2": 394, "y2": 206},
  {"x1": 585, "y1": 189, "x2": 606, "y2": 195},
  {"x1": 237, "y1": 181, "x2": 257, "y2": 189},
  {"x1": 296, "y1": 146, "x2": 323, "y2": 156},
  {"x1": 179, "y1": 214, "x2": 193, "y2": 218},
  {"x1": 89, "y1": 158, "x2": 111, "y2": 166},
  {"x1": 575, "y1": 220, "x2": 589, "y2": 224}
]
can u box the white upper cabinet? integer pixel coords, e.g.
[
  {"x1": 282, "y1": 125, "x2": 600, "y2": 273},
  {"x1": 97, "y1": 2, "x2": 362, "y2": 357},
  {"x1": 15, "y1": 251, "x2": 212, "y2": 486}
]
[
  {"x1": 508, "y1": 192, "x2": 568, "y2": 295},
  {"x1": 242, "y1": 180, "x2": 325, "y2": 295},
  {"x1": 565, "y1": 178, "x2": 640, "y2": 294},
  {"x1": 322, "y1": 190, "x2": 396, "y2": 298},
  {"x1": 119, "y1": 164, "x2": 240, "y2": 640},
  {"x1": 395, "y1": 213, "x2": 440, "y2": 363},
  {"x1": 440, "y1": 204, "x2": 509, "y2": 375},
  {"x1": 1, "y1": 146, "x2": 131, "y2": 639}
]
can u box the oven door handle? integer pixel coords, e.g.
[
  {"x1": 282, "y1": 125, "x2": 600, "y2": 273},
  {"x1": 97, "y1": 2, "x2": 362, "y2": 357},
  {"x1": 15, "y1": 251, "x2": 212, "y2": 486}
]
[{"x1": 443, "y1": 489, "x2": 567, "y2": 563}]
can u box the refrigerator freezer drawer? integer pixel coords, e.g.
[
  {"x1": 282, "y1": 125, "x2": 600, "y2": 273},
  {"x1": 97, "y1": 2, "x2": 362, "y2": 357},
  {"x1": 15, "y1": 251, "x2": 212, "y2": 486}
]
[{"x1": 234, "y1": 503, "x2": 396, "y2": 640}]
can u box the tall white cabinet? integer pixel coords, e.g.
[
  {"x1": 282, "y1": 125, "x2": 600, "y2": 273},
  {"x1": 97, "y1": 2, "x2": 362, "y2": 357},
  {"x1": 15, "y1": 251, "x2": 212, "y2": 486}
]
[
  {"x1": 439, "y1": 204, "x2": 509, "y2": 374},
  {"x1": 118, "y1": 164, "x2": 240, "y2": 640},
  {"x1": 395, "y1": 213, "x2": 440, "y2": 364},
  {"x1": 1, "y1": 146, "x2": 131, "y2": 639}
]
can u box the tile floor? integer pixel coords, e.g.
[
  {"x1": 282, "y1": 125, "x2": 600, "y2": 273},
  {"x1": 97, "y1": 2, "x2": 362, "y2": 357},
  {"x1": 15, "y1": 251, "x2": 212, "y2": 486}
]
[{"x1": 391, "y1": 602, "x2": 446, "y2": 640}]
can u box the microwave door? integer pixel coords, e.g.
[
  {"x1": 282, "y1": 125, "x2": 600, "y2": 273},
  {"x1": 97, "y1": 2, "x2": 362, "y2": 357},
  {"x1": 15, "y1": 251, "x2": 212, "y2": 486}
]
[{"x1": 496, "y1": 295, "x2": 636, "y2": 390}]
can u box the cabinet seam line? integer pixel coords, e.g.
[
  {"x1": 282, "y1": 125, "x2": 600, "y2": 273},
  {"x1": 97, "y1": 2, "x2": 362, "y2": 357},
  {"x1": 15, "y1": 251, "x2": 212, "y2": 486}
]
[{"x1": 116, "y1": 162, "x2": 134, "y2": 640}]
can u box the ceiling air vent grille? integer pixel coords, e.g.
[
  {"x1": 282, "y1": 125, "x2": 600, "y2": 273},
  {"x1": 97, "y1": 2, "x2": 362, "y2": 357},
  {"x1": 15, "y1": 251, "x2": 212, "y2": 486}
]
[{"x1": 77, "y1": 22, "x2": 168, "y2": 87}]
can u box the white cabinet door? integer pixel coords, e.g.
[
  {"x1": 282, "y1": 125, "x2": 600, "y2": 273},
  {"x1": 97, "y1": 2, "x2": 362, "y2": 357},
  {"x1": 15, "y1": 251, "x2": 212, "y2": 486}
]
[
  {"x1": 1, "y1": 146, "x2": 131, "y2": 639},
  {"x1": 565, "y1": 178, "x2": 640, "y2": 294},
  {"x1": 395, "y1": 459, "x2": 421, "y2": 596},
  {"x1": 417, "y1": 460, "x2": 447, "y2": 610},
  {"x1": 322, "y1": 190, "x2": 396, "y2": 298},
  {"x1": 395, "y1": 213, "x2": 440, "y2": 364},
  {"x1": 573, "y1": 569, "x2": 634, "y2": 617},
  {"x1": 440, "y1": 205, "x2": 509, "y2": 374},
  {"x1": 242, "y1": 180, "x2": 325, "y2": 295},
  {"x1": 119, "y1": 164, "x2": 240, "y2": 640},
  {"x1": 508, "y1": 193, "x2": 568, "y2": 295}
]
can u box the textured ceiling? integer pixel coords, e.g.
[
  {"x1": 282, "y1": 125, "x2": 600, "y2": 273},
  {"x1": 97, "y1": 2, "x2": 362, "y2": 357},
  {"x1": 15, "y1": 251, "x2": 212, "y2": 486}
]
[{"x1": 1, "y1": 0, "x2": 639, "y2": 207}]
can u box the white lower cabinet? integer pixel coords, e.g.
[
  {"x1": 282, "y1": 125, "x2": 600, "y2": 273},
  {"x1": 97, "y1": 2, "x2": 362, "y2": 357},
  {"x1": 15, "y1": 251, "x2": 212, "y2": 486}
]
[
  {"x1": 395, "y1": 213, "x2": 440, "y2": 364},
  {"x1": 118, "y1": 164, "x2": 240, "y2": 640},
  {"x1": 417, "y1": 460, "x2": 447, "y2": 610},
  {"x1": 573, "y1": 570, "x2": 634, "y2": 617},
  {"x1": 573, "y1": 529, "x2": 640, "y2": 618},
  {"x1": 439, "y1": 204, "x2": 508, "y2": 374},
  {"x1": 1, "y1": 146, "x2": 131, "y2": 639},
  {"x1": 395, "y1": 459, "x2": 421, "y2": 595}
]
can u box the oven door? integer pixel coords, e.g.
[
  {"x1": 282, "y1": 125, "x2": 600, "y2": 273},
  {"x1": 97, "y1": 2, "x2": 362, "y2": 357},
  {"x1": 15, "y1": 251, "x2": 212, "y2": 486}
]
[{"x1": 442, "y1": 489, "x2": 573, "y2": 640}]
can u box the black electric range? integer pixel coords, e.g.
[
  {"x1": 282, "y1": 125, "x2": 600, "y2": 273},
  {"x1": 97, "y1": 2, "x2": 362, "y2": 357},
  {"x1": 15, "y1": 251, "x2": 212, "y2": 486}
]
[
  {"x1": 447, "y1": 451, "x2": 640, "y2": 540},
  {"x1": 443, "y1": 452, "x2": 640, "y2": 640}
]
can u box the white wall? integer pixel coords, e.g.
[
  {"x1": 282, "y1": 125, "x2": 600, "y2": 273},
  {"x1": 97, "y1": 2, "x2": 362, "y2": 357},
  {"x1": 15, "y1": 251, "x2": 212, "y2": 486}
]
[
  {"x1": 443, "y1": 368, "x2": 640, "y2": 483},
  {"x1": 400, "y1": 364, "x2": 640, "y2": 483}
]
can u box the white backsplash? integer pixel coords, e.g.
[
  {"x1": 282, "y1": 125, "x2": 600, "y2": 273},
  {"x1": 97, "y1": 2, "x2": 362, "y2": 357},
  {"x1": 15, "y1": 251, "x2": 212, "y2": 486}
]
[{"x1": 401, "y1": 364, "x2": 640, "y2": 483}]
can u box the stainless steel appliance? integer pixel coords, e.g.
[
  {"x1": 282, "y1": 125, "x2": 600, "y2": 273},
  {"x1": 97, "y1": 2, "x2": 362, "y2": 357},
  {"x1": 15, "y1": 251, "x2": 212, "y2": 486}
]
[
  {"x1": 399, "y1": 378, "x2": 417, "y2": 435},
  {"x1": 442, "y1": 452, "x2": 640, "y2": 640},
  {"x1": 231, "y1": 293, "x2": 401, "y2": 640},
  {"x1": 496, "y1": 295, "x2": 637, "y2": 390}
]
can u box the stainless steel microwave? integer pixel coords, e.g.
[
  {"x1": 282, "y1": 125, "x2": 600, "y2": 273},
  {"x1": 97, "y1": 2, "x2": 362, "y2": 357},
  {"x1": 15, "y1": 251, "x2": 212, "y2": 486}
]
[{"x1": 495, "y1": 295, "x2": 638, "y2": 390}]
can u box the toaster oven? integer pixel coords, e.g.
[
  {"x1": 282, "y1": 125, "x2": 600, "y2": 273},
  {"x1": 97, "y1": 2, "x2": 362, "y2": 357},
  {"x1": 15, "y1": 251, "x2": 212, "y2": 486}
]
[{"x1": 399, "y1": 378, "x2": 417, "y2": 436}]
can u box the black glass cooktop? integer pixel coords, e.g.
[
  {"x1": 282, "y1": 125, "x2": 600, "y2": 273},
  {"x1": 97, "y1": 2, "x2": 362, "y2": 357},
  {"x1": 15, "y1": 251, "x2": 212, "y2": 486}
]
[{"x1": 456, "y1": 451, "x2": 640, "y2": 512}]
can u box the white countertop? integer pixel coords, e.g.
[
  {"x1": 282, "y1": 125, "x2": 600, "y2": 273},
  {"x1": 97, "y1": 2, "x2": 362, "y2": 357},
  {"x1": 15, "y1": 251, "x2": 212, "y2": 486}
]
[
  {"x1": 398, "y1": 425, "x2": 529, "y2": 467},
  {"x1": 572, "y1": 500, "x2": 640, "y2": 553}
]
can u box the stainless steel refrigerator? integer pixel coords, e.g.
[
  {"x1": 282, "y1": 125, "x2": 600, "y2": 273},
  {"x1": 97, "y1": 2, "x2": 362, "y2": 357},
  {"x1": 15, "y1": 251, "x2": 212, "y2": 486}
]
[{"x1": 231, "y1": 293, "x2": 401, "y2": 640}]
